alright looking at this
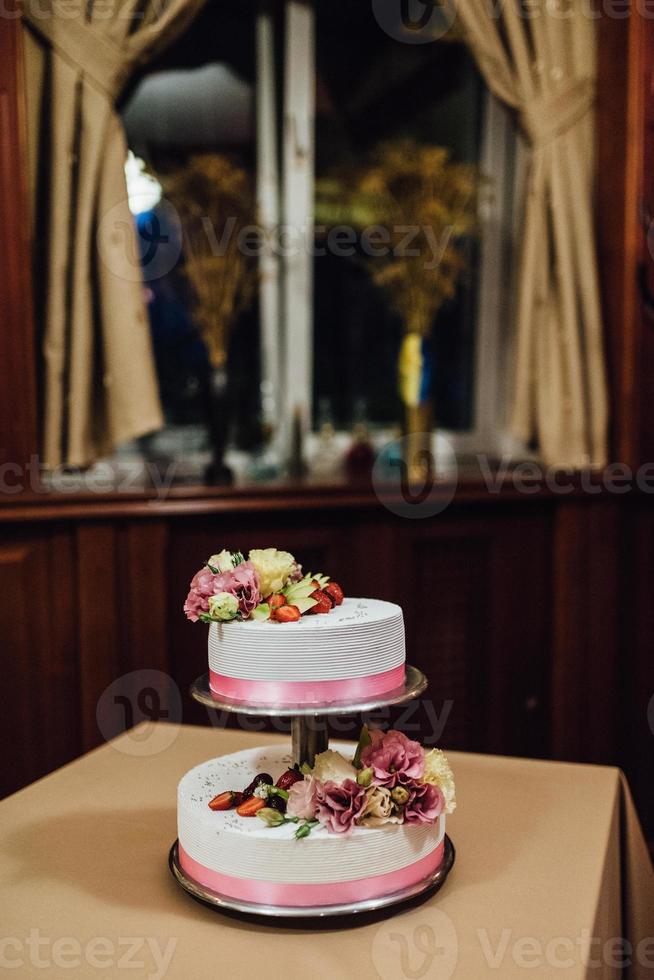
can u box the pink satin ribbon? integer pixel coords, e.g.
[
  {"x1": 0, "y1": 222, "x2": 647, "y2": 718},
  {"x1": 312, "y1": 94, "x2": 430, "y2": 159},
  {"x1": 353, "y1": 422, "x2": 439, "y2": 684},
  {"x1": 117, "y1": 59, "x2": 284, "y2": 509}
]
[
  {"x1": 179, "y1": 840, "x2": 444, "y2": 906},
  {"x1": 209, "y1": 665, "x2": 405, "y2": 705}
]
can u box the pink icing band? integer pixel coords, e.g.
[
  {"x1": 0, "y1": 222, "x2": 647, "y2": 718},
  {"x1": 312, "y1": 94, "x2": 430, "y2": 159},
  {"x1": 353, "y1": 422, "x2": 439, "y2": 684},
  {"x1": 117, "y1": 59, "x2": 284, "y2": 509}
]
[
  {"x1": 209, "y1": 665, "x2": 405, "y2": 705},
  {"x1": 179, "y1": 840, "x2": 444, "y2": 907}
]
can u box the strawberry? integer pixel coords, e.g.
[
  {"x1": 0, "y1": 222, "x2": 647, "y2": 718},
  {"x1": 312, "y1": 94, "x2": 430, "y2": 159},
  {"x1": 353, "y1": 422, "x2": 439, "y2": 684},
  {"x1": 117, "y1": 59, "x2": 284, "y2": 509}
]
[
  {"x1": 273, "y1": 604, "x2": 301, "y2": 623},
  {"x1": 267, "y1": 594, "x2": 287, "y2": 610},
  {"x1": 237, "y1": 796, "x2": 266, "y2": 817},
  {"x1": 275, "y1": 768, "x2": 304, "y2": 791},
  {"x1": 208, "y1": 790, "x2": 242, "y2": 811},
  {"x1": 324, "y1": 581, "x2": 344, "y2": 606},
  {"x1": 307, "y1": 589, "x2": 332, "y2": 614}
]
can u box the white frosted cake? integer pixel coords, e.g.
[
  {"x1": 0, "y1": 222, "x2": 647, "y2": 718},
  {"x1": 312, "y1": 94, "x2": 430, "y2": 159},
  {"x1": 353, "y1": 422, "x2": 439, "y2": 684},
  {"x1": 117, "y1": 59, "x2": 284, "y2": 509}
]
[
  {"x1": 208, "y1": 598, "x2": 405, "y2": 704},
  {"x1": 183, "y1": 547, "x2": 406, "y2": 705},
  {"x1": 179, "y1": 547, "x2": 456, "y2": 910},
  {"x1": 177, "y1": 743, "x2": 449, "y2": 907}
]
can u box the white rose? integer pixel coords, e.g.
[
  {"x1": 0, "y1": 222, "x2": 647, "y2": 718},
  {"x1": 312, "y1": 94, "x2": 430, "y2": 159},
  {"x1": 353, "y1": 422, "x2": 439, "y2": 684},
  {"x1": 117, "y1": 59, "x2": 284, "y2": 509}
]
[
  {"x1": 248, "y1": 548, "x2": 296, "y2": 597},
  {"x1": 208, "y1": 550, "x2": 234, "y2": 573},
  {"x1": 207, "y1": 592, "x2": 239, "y2": 622},
  {"x1": 310, "y1": 750, "x2": 357, "y2": 784},
  {"x1": 422, "y1": 748, "x2": 456, "y2": 814}
]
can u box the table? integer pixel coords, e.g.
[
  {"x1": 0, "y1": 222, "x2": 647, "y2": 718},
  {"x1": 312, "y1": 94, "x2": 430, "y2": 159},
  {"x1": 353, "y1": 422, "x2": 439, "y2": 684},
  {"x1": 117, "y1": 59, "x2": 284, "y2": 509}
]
[{"x1": 1, "y1": 724, "x2": 652, "y2": 979}]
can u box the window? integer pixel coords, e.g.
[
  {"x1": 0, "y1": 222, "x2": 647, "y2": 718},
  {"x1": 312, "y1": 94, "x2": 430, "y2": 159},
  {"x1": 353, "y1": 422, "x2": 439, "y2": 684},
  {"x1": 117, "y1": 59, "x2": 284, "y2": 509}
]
[{"x1": 120, "y1": 0, "x2": 520, "y2": 481}]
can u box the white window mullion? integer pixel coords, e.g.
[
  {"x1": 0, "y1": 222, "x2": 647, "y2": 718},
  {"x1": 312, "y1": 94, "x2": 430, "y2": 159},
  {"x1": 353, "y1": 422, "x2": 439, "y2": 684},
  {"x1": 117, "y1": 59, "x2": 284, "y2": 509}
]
[
  {"x1": 282, "y1": 0, "x2": 315, "y2": 452},
  {"x1": 256, "y1": 7, "x2": 281, "y2": 434}
]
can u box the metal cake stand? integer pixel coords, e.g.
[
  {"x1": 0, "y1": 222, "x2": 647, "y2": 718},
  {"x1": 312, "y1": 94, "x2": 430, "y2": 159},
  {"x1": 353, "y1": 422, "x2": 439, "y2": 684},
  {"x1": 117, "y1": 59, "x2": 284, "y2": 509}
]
[{"x1": 170, "y1": 665, "x2": 456, "y2": 923}]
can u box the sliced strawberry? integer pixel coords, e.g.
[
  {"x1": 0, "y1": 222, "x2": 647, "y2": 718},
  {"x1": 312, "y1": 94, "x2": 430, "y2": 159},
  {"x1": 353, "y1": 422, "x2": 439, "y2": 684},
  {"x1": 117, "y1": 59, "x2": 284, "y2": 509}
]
[
  {"x1": 267, "y1": 594, "x2": 287, "y2": 610},
  {"x1": 237, "y1": 796, "x2": 266, "y2": 817},
  {"x1": 275, "y1": 768, "x2": 304, "y2": 791},
  {"x1": 208, "y1": 790, "x2": 242, "y2": 811},
  {"x1": 307, "y1": 589, "x2": 332, "y2": 614},
  {"x1": 273, "y1": 604, "x2": 301, "y2": 623},
  {"x1": 324, "y1": 581, "x2": 344, "y2": 606}
]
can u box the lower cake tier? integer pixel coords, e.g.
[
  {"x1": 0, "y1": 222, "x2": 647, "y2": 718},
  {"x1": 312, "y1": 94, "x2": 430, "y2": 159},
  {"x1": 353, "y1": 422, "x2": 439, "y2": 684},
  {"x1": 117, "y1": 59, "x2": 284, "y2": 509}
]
[{"x1": 177, "y1": 744, "x2": 446, "y2": 907}]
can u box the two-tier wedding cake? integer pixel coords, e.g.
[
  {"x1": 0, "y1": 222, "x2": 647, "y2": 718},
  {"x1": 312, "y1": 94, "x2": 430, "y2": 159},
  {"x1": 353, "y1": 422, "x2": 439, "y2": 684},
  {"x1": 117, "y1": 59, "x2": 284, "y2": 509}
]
[{"x1": 178, "y1": 547, "x2": 455, "y2": 908}]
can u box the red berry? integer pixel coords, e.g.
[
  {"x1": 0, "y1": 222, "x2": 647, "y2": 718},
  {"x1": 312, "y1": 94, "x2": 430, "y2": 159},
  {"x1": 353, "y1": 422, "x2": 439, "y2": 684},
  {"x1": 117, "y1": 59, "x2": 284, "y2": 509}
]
[
  {"x1": 275, "y1": 769, "x2": 304, "y2": 790},
  {"x1": 324, "y1": 581, "x2": 344, "y2": 606},
  {"x1": 307, "y1": 589, "x2": 332, "y2": 614},
  {"x1": 273, "y1": 604, "x2": 301, "y2": 623},
  {"x1": 267, "y1": 594, "x2": 287, "y2": 610},
  {"x1": 208, "y1": 790, "x2": 242, "y2": 811}
]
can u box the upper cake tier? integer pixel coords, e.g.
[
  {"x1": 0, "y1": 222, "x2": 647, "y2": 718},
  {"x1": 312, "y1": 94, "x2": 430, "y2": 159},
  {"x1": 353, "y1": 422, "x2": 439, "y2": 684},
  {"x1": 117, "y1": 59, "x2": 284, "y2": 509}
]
[
  {"x1": 183, "y1": 547, "x2": 406, "y2": 705},
  {"x1": 208, "y1": 597, "x2": 406, "y2": 704}
]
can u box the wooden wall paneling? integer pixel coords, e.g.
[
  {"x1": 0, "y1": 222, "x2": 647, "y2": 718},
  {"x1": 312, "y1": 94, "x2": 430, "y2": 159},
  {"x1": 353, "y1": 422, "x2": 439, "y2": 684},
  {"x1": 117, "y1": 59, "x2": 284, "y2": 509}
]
[
  {"x1": 76, "y1": 524, "x2": 120, "y2": 750},
  {"x1": 393, "y1": 506, "x2": 552, "y2": 756},
  {"x1": 620, "y1": 501, "x2": 654, "y2": 844},
  {"x1": 0, "y1": 17, "x2": 38, "y2": 473},
  {"x1": 550, "y1": 499, "x2": 620, "y2": 764},
  {"x1": 116, "y1": 521, "x2": 169, "y2": 675},
  {"x1": 0, "y1": 527, "x2": 78, "y2": 797}
]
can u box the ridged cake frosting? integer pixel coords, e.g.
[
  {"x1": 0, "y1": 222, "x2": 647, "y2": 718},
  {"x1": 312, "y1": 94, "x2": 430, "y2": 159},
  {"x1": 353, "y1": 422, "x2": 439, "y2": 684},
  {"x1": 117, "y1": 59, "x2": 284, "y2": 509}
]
[
  {"x1": 208, "y1": 597, "x2": 406, "y2": 704},
  {"x1": 177, "y1": 744, "x2": 446, "y2": 907}
]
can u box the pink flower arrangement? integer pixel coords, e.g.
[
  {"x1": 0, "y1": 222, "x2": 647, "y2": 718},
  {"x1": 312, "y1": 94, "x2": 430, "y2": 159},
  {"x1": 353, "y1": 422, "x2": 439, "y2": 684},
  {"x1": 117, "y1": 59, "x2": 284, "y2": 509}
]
[
  {"x1": 184, "y1": 560, "x2": 261, "y2": 622},
  {"x1": 315, "y1": 779, "x2": 367, "y2": 835},
  {"x1": 403, "y1": 781, "x2": 444, "y2": 825},
  {"x1": 361, "y1": 729, "x2": 425, "y2": 787}
]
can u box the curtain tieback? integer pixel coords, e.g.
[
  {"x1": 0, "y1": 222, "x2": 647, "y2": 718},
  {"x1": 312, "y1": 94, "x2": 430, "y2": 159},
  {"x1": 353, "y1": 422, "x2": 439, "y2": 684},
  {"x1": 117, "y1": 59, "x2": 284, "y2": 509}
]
[
  {"x1": 22, "y1": 10, "x2": 131, "y2": 103},
  {"x1": 520, "y1": 78, "x2": 595, "y2": 147}
]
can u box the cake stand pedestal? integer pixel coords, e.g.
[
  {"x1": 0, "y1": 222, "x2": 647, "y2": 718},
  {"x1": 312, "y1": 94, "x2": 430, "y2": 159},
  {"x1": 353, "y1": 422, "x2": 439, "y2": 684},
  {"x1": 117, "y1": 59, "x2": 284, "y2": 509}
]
[
  {"x1": 189, "y1": 663, "x2": 428, "y2": 766},
  {"x1": 170, "y1": 665, "x2": 455, "y2": 923}
]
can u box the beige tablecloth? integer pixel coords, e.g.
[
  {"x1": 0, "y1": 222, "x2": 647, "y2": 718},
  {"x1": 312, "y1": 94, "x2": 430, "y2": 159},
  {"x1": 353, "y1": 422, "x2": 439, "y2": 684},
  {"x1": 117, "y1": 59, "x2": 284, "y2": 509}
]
[{"x1": 0, "y1": 724, "x2": 652, "y2": 979}]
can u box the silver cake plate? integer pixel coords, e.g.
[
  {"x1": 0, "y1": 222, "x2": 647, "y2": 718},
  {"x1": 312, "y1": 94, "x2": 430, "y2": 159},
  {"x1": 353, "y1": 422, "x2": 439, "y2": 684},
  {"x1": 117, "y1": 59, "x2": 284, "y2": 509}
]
[
  {"x1": 169, "y1": 836, "x2": 455, "y2": 924},
  {"x1": 189, "y1": 664, "x2": 428, "y2": 717}
]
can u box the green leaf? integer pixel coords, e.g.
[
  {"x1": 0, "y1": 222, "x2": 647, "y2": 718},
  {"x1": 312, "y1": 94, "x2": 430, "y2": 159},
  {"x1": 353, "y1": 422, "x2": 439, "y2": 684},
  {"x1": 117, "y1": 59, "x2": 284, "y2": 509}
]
[
  {"x1": 232, "y1": 551, "x2": 244, "y2": 567},
  {"x1": 353, "y1": 724, "x2": 372, "y2": 769},
  {"x1": 206, "y1": 564, "x2": 219, "y2": 574},
  {"x1": 294, "y1": 597, "x2": 318, "y2": 614},
  {"x1": 251, "y1": 603, "x2": 271, "y2": 622},
  {"x1": 271, "y1": 787, "x2": 289, "y2": 801}
]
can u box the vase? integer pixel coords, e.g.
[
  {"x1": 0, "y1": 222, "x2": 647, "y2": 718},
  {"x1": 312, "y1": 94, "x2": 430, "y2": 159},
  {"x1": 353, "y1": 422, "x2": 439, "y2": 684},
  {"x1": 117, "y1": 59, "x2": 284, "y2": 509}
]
[{"x1": 202, "y1": 364, "x2": 233, "y2": 486}]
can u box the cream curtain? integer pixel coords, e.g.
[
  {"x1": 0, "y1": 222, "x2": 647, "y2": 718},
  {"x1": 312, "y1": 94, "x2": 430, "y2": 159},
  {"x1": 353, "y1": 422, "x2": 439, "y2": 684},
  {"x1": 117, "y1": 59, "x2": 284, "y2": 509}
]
[
  {"x1": 22, "y1": 0, "x2": 208, "y2": 469},
  {"x1": 454, "y1": 0, "x2": 608, "y2": 468}
]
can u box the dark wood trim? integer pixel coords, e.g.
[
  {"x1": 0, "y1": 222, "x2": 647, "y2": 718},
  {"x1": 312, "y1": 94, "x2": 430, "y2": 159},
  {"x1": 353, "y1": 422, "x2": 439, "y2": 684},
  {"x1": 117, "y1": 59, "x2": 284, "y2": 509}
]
[
  {"x1": 0, "y1": 15, "x2": 38, "y2": 472},
  {"x1": 596, "y1": 11, "x2": 654, "y2": 467}
]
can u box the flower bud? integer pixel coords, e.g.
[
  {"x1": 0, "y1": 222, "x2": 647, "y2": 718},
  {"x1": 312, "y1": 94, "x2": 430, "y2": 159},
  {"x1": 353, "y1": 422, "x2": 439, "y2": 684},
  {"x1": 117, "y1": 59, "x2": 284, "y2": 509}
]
[
  {"x1": 357, "y1": 767, "x2": 374, "y2": 787},
  {"x1": 207, "y1": 591, "x2": 239, "y2": 621},
  {"x1": 391, "y1": 786, "x2": 410, "y2": 805},
  {"x1": 257, "y1": 807, "x2": 286, "y2": 828}
]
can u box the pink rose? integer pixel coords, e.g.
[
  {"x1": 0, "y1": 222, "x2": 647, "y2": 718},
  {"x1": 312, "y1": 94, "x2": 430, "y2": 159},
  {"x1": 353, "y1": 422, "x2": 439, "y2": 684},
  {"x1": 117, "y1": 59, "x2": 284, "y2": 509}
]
[
  {"x1": 184, "y1": 560, "x2": 262, "y2": 622},
  {"x1": 404, "y1": 781, "x2": 444, "y2": 825},
  {"x1": 286, "y1": 776, "x2": 318, "y2": 820},
  {"x1": 360, "y1": 729, "x2": 425, "y2": 787},
  {"x1": 213, "y1": 560, "x2": 261, "y2": 618},
  {"x1": 184, "y1": 567, "x2": 222, "y2": 622},
  {"x1": 315, "y1": 779, "x2": 367, "y2": 835}
]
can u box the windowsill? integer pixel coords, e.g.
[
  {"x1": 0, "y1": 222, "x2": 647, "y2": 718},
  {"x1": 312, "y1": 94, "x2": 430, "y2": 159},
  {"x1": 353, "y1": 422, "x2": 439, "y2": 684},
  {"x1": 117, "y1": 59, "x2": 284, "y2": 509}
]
[{"x1": 0, "y1": 458, "x2": 639, "y2": 523}]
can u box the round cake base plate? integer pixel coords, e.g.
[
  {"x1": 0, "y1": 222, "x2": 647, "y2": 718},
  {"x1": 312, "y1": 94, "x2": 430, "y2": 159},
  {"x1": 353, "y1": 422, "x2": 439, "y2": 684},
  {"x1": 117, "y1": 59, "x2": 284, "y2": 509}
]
[
  {"x1": 168, "y1": 836, "x2": 455, "y2": 926},
  {"x1": 189, "y1": 664, "x2": 428, "y2": 717}
]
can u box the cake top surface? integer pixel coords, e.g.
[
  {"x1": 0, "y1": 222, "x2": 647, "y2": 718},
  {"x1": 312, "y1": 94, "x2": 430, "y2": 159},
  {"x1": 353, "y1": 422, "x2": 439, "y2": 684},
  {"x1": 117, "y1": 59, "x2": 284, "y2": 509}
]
[
  {"x1": 179, "y1": 743, "x2": 444, "y2": 841},
  {"x1": 210, "y1": 597, "x2": 402, "y2": 633}
]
